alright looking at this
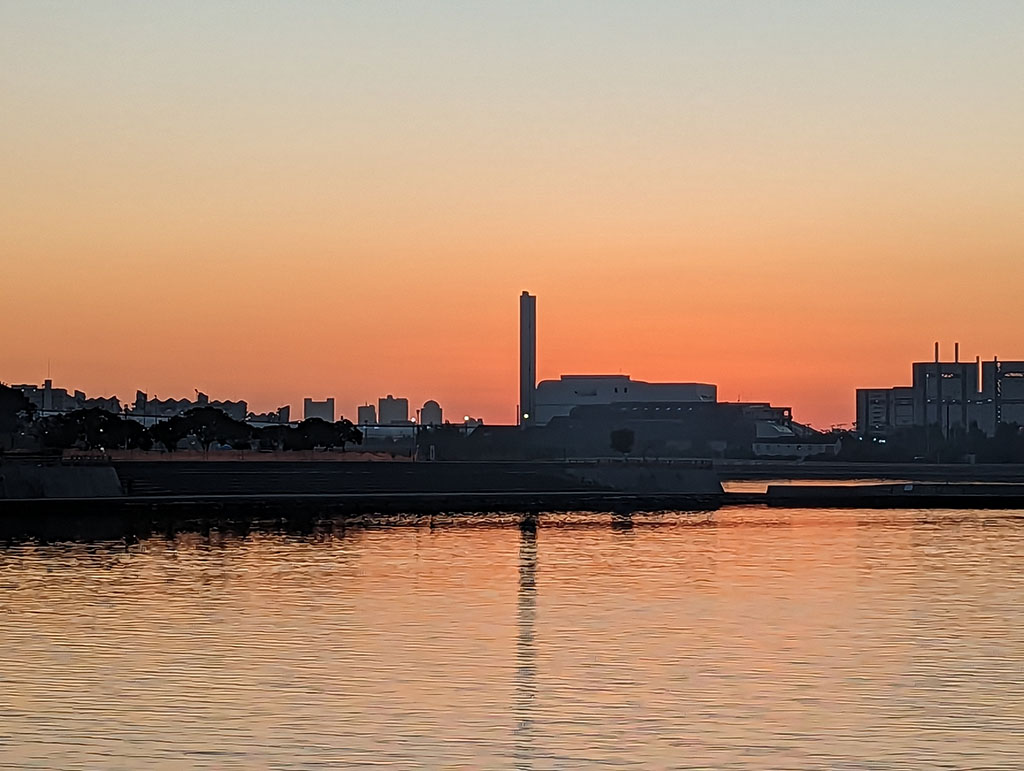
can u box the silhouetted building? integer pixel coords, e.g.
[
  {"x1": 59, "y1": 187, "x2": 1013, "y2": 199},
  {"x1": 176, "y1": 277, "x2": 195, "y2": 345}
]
[
  {"x1": 378, "y1": 394, "x2": 409, "y2": 424},
  {"x1": 520, "y1": 291, "x2": 536, "y2": 426},
  {"x1": 303, "y1": 397, "x2": 334, "y2": 422},
  {"x1": 357, "y1": 404, "x2": 377, "y2": 425},
  {"x1": 130, "y1": 390, "x2": 247, "y2": 423},
  {"x1": 535, "y1": 375, "x2": 716, "y2": 425},
  {"x1": 515, "y1": 292, "x2": 715, "y2": 427},
  {"x1": 856, "y1": 344, "x2": 1024, "y2": 437},
  {"x1": 426, "y1": 400, "x2": 812, "y2": 460},
  {"x1": 247, "y1": 406, "x2": 290, "y2": 425},
  {"x1": 14, "y1": 380, "x2": 121, "y2": 415},
  {"x1": 421, "y1": 400, "x2": 443, "y2": 426}
]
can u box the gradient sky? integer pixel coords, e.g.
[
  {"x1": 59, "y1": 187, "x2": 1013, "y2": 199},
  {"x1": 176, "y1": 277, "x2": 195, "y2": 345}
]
[{"x1": 2, "y1": 1, "x2": 1022, "y2": 427}]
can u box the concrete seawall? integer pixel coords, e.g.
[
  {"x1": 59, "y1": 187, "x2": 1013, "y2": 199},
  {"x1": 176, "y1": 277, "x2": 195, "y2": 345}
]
[
  {"x1": 764, "y1": 483, "x2": 1024, "y2": 508},
  {"x1": 716, "y1": 460, "x2": 1024, "y2": 482},
  {"x1": 113, "y1": 460, "x2": 722, "y2": 497},
  {"x1": 0, "y1": 460, "x2": 724, "y2": 539},
  {"x1": 0, "y1": 464, "x2": 122, "y2": 499}
]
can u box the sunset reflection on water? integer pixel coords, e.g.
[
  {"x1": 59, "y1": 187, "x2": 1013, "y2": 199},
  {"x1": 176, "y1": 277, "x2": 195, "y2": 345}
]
[{"x1": 1, "y1": 507, "x2": 1022, "y2": 769}]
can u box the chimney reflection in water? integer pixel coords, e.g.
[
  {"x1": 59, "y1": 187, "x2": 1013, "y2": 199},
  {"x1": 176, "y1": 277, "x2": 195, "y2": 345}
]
[{"x1": 514, "y1": 517, "x2": 537, "y2": 769}]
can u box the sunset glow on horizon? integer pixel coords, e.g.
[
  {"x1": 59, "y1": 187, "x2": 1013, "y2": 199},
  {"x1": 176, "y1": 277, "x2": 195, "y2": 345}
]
[{"x1": 3, "y1": 1, "x2": 1022, "y2": 428}]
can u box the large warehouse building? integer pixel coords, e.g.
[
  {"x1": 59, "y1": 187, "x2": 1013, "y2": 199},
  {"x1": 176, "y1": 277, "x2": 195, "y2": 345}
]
[
  {"x1": 501, "y1": 291, "x2": 827, "y2": 459},
  {"x1": 517, "y1": 291, "x2": 717, "y2": 426}
]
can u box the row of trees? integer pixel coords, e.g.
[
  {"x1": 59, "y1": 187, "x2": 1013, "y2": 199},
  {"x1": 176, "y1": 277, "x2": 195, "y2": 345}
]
[{"x1": 0, "y1": 384, "x2": 362, "y2": 453}]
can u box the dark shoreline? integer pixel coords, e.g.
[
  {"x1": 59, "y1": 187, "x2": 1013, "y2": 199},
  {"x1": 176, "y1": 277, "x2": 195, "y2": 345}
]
[
  {"x1": 4, "y1": 458, "x2": 1024, "y2": 540},
  {"x1": 714, "y1": 460, "x2": 1024, "y2": 482}
]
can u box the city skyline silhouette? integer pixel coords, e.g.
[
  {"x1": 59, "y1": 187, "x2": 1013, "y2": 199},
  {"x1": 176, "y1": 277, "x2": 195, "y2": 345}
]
[{"x1": 3, "y1": 3, "x2": 1022, "y2": 429}]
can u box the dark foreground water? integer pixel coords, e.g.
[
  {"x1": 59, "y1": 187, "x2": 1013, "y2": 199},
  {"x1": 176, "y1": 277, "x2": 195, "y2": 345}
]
[{"x1": 1, "y1": 507, "x2": 1022, "y2": 770}]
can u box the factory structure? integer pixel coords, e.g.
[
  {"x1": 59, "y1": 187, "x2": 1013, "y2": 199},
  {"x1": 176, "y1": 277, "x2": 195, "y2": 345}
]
[
  {"x1": 13, "y1": 290, "x2": 895, "y2": 459},
  {"x1": 856, "y1": 343, "x2": 1024, "y2": 437},
  {"x1": 426, "y1": 291, "x2": 831, "y2": 459},
  {"x1": 517, "y1": 291, "x2": 718, "y2": 426},
  {"x1": 11, "y1": 381, "x2": 260, "y2": 426}
]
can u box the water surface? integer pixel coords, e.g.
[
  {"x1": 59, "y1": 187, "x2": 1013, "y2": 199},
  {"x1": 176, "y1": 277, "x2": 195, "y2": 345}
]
[{"x1": 1, "y1": 507, "x2": 1022, "y2": 769}]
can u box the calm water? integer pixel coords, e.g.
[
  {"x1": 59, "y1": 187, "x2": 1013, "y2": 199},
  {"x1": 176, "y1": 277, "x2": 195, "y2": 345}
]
[{"x1": 1, "y1": 507, "x2": 1022, "y2": 769}]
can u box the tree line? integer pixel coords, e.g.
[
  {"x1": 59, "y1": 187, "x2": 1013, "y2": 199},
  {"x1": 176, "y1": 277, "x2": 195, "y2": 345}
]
[{"x1": 0, "y1": 385, "x2": 361, "y2": 453}]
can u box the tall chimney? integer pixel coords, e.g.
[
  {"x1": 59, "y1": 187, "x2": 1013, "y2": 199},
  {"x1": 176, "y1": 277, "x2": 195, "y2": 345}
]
[
  {"x1": 955, "y1": 342, "x2": 960, "y2": 363},
  {"x1": 934, "y1": 341, "x2": 939, "y2": 363},
  {"x1": 519, "y1": 291, "x2": 537, "y2": 427}
]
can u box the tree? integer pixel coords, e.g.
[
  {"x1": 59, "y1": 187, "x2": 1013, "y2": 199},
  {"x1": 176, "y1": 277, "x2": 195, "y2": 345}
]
[
  {"x1": 0, "y1": 384, "x2": 34, "y2": 434},
  {"x1": 335, "y1": 418, "x2": 362, "y2": 451},
  {"x1": 282, "y1": 418, "x2": 363, "y2": 451},
  {"x1": 178, "y1": 406, "x2": 251, "y2": 452},
  {"x1": 294, "y1": 418, "x2": 334, "y2": 449},
  {"x1": 149, "y1": 415, "x2": 189, "y2": 452},
  {"x1": 257, "y1": 424, "x2": 288, "y2": 451},
  {"x1": 610, "y1": 428, "x2": 635, "y2": 459},
  {"x1": 38, "y1": 408, "x2": 137, "y2": 451},
  {"x1": 38, "y1": 414, "x2": 79, "y2": 449}
]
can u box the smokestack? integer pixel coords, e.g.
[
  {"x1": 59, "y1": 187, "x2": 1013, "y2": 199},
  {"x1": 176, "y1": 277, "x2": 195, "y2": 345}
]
[
  {"x1": 519, "y1": 291, "x2": 537, "y2": 427},
  {"x1": 955, "y1": 342, "x2": 960, "y2": 363},
  {"x1": 934, "y1": 341, "x2": 939, "y2": 363}
]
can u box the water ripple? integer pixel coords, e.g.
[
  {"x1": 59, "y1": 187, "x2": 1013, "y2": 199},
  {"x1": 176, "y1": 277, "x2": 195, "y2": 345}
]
[{"x1": 1, "y1": 507, "x2": 1022, "y2": 768}]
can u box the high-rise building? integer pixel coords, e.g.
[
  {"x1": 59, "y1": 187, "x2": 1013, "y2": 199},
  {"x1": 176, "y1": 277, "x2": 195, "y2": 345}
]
[
  {"x1": 378, "y1": 394, "x2": 409, "y2": 424},
  {"x1": 357, "y1": 404, "x2": 377, "y2": 425},
  {"x1": 303, "y1": 397, "x2": 334, "y2": 422},
  {"x1": 519, "y1": 291, "x2": 536, "y2": 426}
]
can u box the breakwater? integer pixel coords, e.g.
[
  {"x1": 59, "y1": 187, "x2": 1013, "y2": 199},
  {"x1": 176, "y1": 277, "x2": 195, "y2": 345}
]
[
  {"x1": 6, "y1": 458, "x2": 1024, "y2": 541},
  {"x1": 716, "y1": 460, "x2": 1024, "y2": 482},
  {"x1": 763, "y1": 482, "x2": 1024, "y2": 509},
  {"x1": 0, "y1": 459, "x2": 723, "y2": 539}
]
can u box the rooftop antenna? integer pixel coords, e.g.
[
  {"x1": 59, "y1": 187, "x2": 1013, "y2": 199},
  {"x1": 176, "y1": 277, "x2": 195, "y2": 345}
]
[
  {"x1": 934, "y1": 341, "x2": 939, "y2": 363},
  {"x1": 955, "y1": 342, "x2": 960, "y2": 363}
]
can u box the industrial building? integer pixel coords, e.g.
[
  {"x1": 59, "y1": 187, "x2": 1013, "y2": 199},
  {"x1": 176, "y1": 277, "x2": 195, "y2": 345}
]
[
  {"x1": 14, "y1": 381, "x2": 260, "y2": 425},
  {"x1": 516, "y1": 292, "x2": 717, "y2": 426},
  {"x1": 132, "y1": 391, "x2": 248, "y2": 423},
  {"x1": 499, "y1": 290, "x2": 818, "y2": 459},
  {"x1": 246, "y1": 406, "x2": 291, "y2": 426},
  {"x1": 519, "y1": 291, "x2": 537, "y2": 425},
  {"x1": 14, "y1": 380, "x2": 121, "y2": 416},
  {"x1": 534, "y1": 375, "x2": 716, "y2": 425},
  {"x1": 856, "y1": 344, "x2": 1024, "y2": 437}
]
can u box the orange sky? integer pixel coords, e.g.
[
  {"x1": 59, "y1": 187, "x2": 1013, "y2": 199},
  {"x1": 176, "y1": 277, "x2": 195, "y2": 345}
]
[{"x1": 2, "y1": 3, "x2": 1022, "y2": 428}]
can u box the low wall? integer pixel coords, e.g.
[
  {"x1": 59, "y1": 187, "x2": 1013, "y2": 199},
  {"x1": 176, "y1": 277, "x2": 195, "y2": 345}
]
[
  {"x1": 113, "y1": 460, "x2": 723, "y2": 497},
  {"x1": 564, "y1": 462, "x2": 722, "y2": 495},
  {"x1": 0, "y1": 465, "x2": 123, "y2": 499},
  {"x1": 765, "y1": 482, "x2": 1024, "y2": 508}
]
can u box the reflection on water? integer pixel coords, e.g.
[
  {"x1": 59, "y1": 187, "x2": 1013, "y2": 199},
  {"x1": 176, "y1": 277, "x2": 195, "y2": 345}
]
[
  {"x1": 1, "y1": 507, "x2": 1023, "y2": 769},
  {"x1": 721, "y1": 478, "x2": 912, "y2": 493},
  {"x1": 515, "y1": 519, "x2": 537, "y2": 770}
]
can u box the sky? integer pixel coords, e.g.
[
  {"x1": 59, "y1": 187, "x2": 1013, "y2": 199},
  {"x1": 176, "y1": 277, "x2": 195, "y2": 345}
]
[{"x1": 2, "y1": 1, "x2": 1022, "y2": 428}]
